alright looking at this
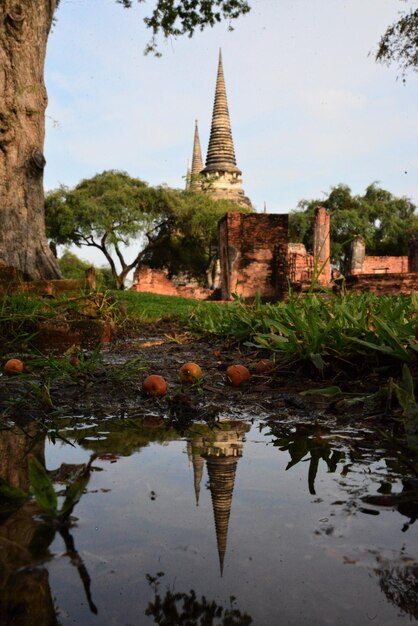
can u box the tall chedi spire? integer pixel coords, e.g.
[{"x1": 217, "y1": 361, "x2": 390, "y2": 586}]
[{"x1": 201, "y1": 49, "x2": 251, "y2": 208}]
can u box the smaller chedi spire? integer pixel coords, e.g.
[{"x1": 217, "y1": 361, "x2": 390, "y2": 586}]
[{"x1": 188, "y1": 120, "x2": 204, "y2": 190}]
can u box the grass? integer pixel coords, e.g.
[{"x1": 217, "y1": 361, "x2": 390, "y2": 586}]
[
  {"x1": 112, "y1": 291, "x2": 223, "y2": 325},
  {"x1": 2, "y1": 289, "x2": 417, "y2": 377},
  {"x1": 189, "y1": 290, "x2": 418, "y2": 375}
]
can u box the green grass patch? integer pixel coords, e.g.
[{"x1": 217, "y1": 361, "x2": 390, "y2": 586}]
[{"x1": 112, "y1": 291, "x2": 223, "y2": 325}]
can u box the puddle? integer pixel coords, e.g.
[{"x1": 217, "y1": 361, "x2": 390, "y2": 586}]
[{"x1": 0, "y1": 415, "x2": 417, "y2": 625}]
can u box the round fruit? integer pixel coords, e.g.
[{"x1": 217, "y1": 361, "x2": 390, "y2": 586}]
[
  {"x1": 142, "y1": 374, "x2": 167, "y2": 397},
  {"x1": 226, "y1": 364, "x2": 251, "y2": 387},
  {"x1": 255, "y1": 359, "x2": 274, "y2": 374},
  {"x1": 179, "y1": 362, "x2": 203, "y2": 384},
  {"x1": 4, "y1": 358, "x2": 24, "y2": 376}
]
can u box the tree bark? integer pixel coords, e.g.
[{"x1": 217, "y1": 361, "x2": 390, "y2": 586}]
[{"x1": 0, "y1": 1, "x2": 61, "y2": 279}]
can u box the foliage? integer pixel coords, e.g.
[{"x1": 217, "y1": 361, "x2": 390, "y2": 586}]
[
  {"x1": 190, "y1": 290, "x2": 418, "y2": 374},
  {"x1": 289, "y1": 183, "x2": 418, "y2": 269},
  {"x1": 53, "y1": 1, "x2": 250, "y2": 56},
  {"x1": 375, "y1": 4, "x2": 418, "y2": 81},
  {"x1": 143, "y1": 190, "x2": 250, "y2": 278}
]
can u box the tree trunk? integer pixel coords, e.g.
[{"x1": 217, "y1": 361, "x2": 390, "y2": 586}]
[{"x1": 0, "y1": 1, "x2": 61, "y2": 279}]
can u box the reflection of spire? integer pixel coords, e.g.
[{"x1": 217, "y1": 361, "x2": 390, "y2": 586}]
[
  {"x1": 206, "y1": 455, "x2": 237, "y2": 576},
  {"x1": 193, "y1": 453, "x2": 204, "y2": 506},
  {"x1": 188, "y1": 422, "x2": 249, "y2": 576},
  {"x1": 187, "y1": 438, "x2": 205, "y2": 505}
]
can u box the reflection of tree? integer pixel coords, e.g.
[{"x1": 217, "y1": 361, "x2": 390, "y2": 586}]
[
  {"x1": 0, "y1": 501, "x2": 59, "y2": 626},
  {"x1": 375, "y1": 556, "x2": 418, "y2": 620},
  {"x1": 145, "y1": 572, "x2": 253, "y2": 625},
  {"x1": 269, "y1": 424, "x2": 345, "y2": 494},
  {"x1": 0, "y1": 426, "x2": 98, "y2": 623},
  {"x1": 63, "y1": 416, "x2": 179, "y2": 457}
]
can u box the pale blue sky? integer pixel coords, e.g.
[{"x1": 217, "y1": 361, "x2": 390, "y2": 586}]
[{"x1": 44, "y1": 0, "x2": 417, "y2": 267}]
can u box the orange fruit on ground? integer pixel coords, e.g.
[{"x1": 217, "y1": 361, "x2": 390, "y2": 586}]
[
  {"x1": 142, "y1": 374, "x2": 167, "y2": 397},
  {"x1": 255, "y1": 359, "x2": 274, "y2": 374},
  {"x1": 179, "y1": 362, "x2": 203, "y2": 384},
  {"x1": 226, "y1": 364, "x2": 251, "y2": 387},
  {"x1": 4, "y1": 358, "x2": 24, "y2": 376}
]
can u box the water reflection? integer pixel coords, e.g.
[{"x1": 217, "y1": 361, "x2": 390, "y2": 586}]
[
  {"x1": 187, "y1": 422, "x2": 250, "y2": 575},
  {"x1": 0, "y1": 426, "x2": 98, "y2": 624},
  {"x1": 145, "y1": 571, "x2": 253, "y2": 625},
  {"x1": 0, "y1": 426, "x2": 58, "y2": 625},
  {"x1": 268, "y1": 423, "x2": 345, "y2": 494},
  {"x1": 1, "y1": 417, "x2": 418, "y2": 624},
  {"x1": 375, "y1": 555, "x2": 418, "y2": 619}
]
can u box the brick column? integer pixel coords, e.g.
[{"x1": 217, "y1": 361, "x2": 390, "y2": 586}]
[
  {"x1": 408, "y1": 234, "x2": 418, "y2": 273},
  {"x1": 313, "y1": 207, "x2": 330, "y2": 285}
]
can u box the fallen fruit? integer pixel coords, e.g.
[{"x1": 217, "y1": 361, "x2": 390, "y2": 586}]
[
  {"x1": 179, "y1": 362, "x2": 203, "y2": 384},
  {"x1": 70, "y1": 356, "x2": 80, "y2": 367},
  {"x1": 226, "y1": 364, "x2": 251, "y2": 387},
  {"x1": 255, "y1": 359, "x2": 274, "y2": 374},
  {"x1": 142, "y1": 374, "x2": 167, "y2": 397},
  {"x1": 4, "y1": 358, "x2": 24, "y2": 376}
]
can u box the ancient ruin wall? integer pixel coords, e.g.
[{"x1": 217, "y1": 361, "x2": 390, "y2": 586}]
[
  {"x1": 287, "y1": 243, "x2": 314, "y2": 283},
  {"x1": 361, "y1": 256, "x2": 408, "y2": 274},
  {"x1": 218, "y1": 213, "x2": 288, "y2": 301}
]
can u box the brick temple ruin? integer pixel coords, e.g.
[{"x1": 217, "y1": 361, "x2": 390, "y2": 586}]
[{"x1": 131, "y1": 52, "x2": 418, "y2": 301}]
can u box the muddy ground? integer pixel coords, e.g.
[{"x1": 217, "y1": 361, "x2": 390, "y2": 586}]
[{"x1": 0, "y1": 324, "x2": 399, "y2": 435}]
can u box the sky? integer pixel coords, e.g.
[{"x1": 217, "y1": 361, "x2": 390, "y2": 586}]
[{"x1": 44, "y1": 0, "x2": 418, "y2": 268}]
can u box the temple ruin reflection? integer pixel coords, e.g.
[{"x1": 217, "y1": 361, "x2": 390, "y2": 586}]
[{"x1": 187, "y1": 422, "x2": 250, "y2": 575}]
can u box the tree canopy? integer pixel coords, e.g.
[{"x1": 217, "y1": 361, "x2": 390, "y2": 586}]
[
  {"x1": 45, "y1": 170, "x2": 249, "y2": 289},
  {"x1": 289, "y1": 183, "x2": 418, "y2": 269},
  {"x1": 375, "y1": 3, "x2": 418, "y2": 80}
]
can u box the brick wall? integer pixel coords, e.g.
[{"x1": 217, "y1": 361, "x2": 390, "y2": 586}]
[
  {"x1": 361, "y1": 256, "x2": 408, "y2": 274},
  {"x1": 131, "y1": 266, "x2": 213, "y2": 300},
  {"x1": 345, "y1": 272, "x2": 418, "y2": 295},
  {"x1": 288, "y1": 243, "x2": 314, "y2": 283},
  {"x1": 218, "y1": 213, "x2": 288, "y2": 301}
]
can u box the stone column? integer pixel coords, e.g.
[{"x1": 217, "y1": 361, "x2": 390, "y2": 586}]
[
  {"x1": 313, "y1": 207, "x2": 331, "y2": 285},
  {"x1": 408, "y1": 234, "x2": 418, "y2": 273},
  {"x1": 349, "y1": 235, "x2": 366, "y2": 275}
]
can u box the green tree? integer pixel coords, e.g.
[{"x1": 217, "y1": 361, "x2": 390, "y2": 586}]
[
  {"x1": 0, "y1": 1, "x2": 250, "y2": 280},
  {"x1": 375, "y1": 3, "x2": 418, "y2": 81},
  {"x1": 289, "y1": 183, "x2": 418, "y2": 270},
  {"x1": 45, "y1": 170, "x2": 180, "y2": 289}
]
